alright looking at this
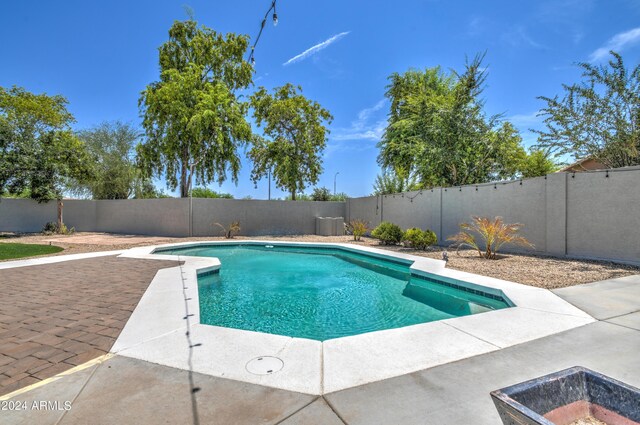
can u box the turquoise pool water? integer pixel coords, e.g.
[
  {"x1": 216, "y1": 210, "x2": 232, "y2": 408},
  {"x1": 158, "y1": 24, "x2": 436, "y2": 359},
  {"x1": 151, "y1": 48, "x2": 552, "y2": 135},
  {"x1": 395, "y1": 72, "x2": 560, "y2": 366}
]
[{"x1": 157, "y1": 244, "x2": 510, "y2": 341}]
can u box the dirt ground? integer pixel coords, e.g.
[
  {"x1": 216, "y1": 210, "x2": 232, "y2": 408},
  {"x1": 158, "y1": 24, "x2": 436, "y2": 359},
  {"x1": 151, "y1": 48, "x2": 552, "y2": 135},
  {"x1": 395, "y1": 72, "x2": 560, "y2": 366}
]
[{"x1": 1, "y1": 232, "x2": 638, "y2": 289}]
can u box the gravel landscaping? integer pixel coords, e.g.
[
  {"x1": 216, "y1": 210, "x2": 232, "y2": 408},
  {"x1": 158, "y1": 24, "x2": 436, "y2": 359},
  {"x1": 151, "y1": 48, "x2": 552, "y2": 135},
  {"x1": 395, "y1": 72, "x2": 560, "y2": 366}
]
[{"x1": 1, "y1": 232, "x2": 638, "y2": 289}]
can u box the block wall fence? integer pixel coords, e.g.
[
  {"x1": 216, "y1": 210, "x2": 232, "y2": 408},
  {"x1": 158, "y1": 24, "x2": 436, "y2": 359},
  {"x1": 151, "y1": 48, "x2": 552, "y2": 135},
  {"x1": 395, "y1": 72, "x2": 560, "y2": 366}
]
[
  {"x1": 0, "y1": 166, "x2": 638, "y2": 264},
  {"x1": 0, "y1": 198, "x2": 345, "y2": 238},
  {"x1": 345, "y1": 167, "x2": 640, "y2": 265}
]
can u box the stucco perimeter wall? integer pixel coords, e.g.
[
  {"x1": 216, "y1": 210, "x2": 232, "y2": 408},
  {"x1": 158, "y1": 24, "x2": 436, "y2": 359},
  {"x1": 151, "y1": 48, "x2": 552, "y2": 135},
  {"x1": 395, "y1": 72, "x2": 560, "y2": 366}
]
[
  {"x1": 440, "y1": 177, "x2": 547, "y2": 250},
  {"x1": 0, "y1": 198, "x2": 58, "y2": 232},
  {"x1": 192, "y1": 198, "x2": 346, "y2": 236},
  {"x1": 347, "y1": 167, "x2": 640, "y2": 264},
  {"x1": 0, "y1": 197, "x2": 346, "y2": 237},
  {"x1": 93, "y1": 199, "x2": 190, "y2": 237},
  {"x1": 345, "y1": 195, "x2": 382, "y2": 229},
  {"x1": 566, "y1": 168, "x2": 640, "y2": 263}
]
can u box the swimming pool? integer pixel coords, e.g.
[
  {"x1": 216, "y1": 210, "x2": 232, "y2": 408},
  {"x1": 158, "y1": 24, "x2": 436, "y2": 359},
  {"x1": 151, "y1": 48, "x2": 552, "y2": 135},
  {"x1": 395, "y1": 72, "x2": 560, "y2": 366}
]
[{"x1": 157, "y1": 243, "x2": 511, "y2": 341}]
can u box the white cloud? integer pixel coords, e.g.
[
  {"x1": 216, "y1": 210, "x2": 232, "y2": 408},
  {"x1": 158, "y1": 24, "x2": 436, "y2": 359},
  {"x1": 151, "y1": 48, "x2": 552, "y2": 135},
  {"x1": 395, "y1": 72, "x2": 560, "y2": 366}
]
[
  {"x1": 356, "y1": 100, "x2": 385, "y2": 126},
  {"x1": 332, "y1": 120, "x2": 387, "y2": 141},
  {"x1": 332, "y1": 100, "x2": 387, "y2": 141},
  {"x1": 283, "y1": 31, "x2": 350, "y2": 66},
  {"x1": 502, "y1": 26, "x2": 545, "y2": 49},
  {"x1": 467, "y1": 17, "x2": 485, "y2": 37},
  {"x1": 507, "y1": 111, "x2": 543, "y2": 128},
  {"x1": 589, "y1": 27, "x2": 640, "y2": 62}
]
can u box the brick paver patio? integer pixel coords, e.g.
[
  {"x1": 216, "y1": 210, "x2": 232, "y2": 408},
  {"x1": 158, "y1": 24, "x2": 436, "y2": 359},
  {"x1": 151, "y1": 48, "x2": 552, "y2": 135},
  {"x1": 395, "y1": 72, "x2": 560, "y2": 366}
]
[{"x1": 0, "y1": 255, "x2": 179, "y2": 396}]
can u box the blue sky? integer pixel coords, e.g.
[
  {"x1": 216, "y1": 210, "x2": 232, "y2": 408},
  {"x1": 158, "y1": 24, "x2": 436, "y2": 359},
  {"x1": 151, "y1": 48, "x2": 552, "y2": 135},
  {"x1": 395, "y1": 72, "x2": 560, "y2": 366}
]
[{"x1": 2, "y1": 0, "x2": 640, "y2": 198}]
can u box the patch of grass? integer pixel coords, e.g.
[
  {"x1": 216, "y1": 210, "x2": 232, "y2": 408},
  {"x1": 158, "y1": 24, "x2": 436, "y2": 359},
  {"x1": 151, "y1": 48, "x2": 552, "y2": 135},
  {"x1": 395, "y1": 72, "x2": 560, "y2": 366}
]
[{"x1": 0, "y1": 243, "x2": 64, "y2": 260}]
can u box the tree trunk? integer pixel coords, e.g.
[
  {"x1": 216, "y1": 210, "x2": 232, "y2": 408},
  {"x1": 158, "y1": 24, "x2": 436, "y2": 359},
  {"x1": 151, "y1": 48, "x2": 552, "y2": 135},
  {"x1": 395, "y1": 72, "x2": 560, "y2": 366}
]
[
  {"x1": 57, "y1": 199, "x2": 64, "y2": 230},
  {"x1": 291, "y1": 190, "x2": 296, "y2": 201},
  {"x1": 180, "y1": 161, "x2": 189, "y2": 198}
]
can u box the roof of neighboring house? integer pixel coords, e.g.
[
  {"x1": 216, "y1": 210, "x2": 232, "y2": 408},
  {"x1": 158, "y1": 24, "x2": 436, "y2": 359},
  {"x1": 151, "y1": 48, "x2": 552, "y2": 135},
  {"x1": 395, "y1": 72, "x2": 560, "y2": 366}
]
[{"x1": 557, "y1": 157, "x2": 608, "y2": 172}]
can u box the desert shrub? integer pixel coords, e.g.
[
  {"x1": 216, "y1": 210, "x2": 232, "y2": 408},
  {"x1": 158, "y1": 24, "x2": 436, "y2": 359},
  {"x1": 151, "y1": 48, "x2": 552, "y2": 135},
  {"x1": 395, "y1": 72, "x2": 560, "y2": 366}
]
[
  {"x1": 42, "y1": 222, "x2": 58, "y2": 234},
  {"x1": 42, "y1": 221, "x2": 75, "y2": 235},
  {"x1": 347, "y1": 219, "x2": 369, "y2": 241},
  {"x1": 371, "y1": 221, "x2": 403, "y2": 245},
  {"x1": 447, "y1": 216, "x2": 533, "y2": 259},
  {"x1": 214, "y1": 221, "x2": 241, "y2": 239},
  {"x1": 403, "y1": 228, "x2": 437, "y2": 250}
]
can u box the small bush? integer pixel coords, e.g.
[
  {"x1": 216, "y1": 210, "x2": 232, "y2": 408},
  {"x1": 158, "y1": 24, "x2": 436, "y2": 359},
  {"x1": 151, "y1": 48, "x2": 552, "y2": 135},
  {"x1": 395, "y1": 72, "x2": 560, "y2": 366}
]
[
  {"x1": 371, "y1": 221, "x2": 403, "y2": 245},
  {"x1": 347, "y1": 219, "x2": 369, "y2": 241},
  {"x1": 42, "y1": 222, "x2": 58, "y2": 235},
  {"x1": 214, "y1": 221, "x2": 240, "y2": 239},
  {"x1": 447, "y1": 216, "x2": 534, "y2": 259},
  {"x1": 403, "y1": 228, "x2": 437, "y2": 250},
  {"x1": 42, "y1": 222, "x2": 75, "y2": 235}
]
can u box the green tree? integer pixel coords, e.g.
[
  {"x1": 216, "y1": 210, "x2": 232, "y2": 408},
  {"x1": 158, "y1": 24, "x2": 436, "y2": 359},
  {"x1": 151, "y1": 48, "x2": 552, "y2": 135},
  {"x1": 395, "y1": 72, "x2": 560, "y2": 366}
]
[
  {"x1": 0, "y1": 86, "x2": 93, "y2": 228},
  {"x1": 311, "y1": 186, "x2": 331, "y2": 201},
  {"x1": 72, "y1": 121, "x2": 154, "y2": 199},
  {"x1": 249, "y1": 84, "x2": 333, "y2": 200},
  {"x1": 372, "y1": 169, "x2": 421, "y2": 195},
  {"x1": 518, "y1": 149, "x2": 559, "y2": 178},
  {"x1": 535, "y1": 51, "x2": 640, "y2": 168},
  {"x1": 190, "y1": 187, "x2": 233, "y2": 198},
  {"x1": 138, "y1": 20, "x2": 253, "y2": 198},
  {"x1": 329, "y1": 192, "x2": 348, "y2": 201},
  {"x1": 131, "y1": 178, "x2": 169, "y2": 199},
  {"x1": 309, "y1": 186, "x2": 347, "y2": 201},
  {"x1": 378, "y1": 55, "x2": 527, "y2": 187}
]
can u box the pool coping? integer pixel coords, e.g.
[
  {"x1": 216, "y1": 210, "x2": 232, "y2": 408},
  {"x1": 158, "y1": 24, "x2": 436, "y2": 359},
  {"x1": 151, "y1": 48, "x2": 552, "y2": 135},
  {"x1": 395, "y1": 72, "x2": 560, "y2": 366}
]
[{"x1": 108, "y1": 240, "x2": 595, "y2": 395}]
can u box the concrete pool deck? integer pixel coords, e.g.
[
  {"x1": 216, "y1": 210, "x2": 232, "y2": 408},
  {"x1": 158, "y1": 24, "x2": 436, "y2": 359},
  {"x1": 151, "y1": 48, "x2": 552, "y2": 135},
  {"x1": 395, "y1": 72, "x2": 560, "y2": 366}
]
[
  {"x1": 0, "y1": 244, "x2": 638, "y2": 423},
  {"x1": 2, "y1": 276, "x2": 639, "y2": 425}
]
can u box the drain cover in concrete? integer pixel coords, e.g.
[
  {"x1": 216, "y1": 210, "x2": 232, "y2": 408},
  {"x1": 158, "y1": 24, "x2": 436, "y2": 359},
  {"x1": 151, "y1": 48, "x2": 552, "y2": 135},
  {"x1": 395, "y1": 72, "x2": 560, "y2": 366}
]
[{"x1": 246, "y1": 356, "x2": 284, "y2": 375}]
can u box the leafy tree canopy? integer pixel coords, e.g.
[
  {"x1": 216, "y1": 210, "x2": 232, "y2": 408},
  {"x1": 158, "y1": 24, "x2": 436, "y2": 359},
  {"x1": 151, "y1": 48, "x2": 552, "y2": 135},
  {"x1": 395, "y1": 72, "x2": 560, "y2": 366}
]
[
  {"x1": 310, "y1": 186, "x2": 347, "y2": 201},
  {"x1": 518, "y1": 149, "x2": 560, "y2": 178},
  {"x1": 138, "y1": 19, "x2": 254, "y2": 197},
  {"x1": 372, "y1": 169, "x2": 422, "y2": 195},
  {"x1": 535, "y1": 51, "x2": 640, "y2": 168},
  {"x1": 378, "y1": 55, "x2": 527, "y2": 187},
  {"x1": 71, "y1": 121, "x2": 155, "y2": 199},
  {"x1": 249, "y1": 84, "x2": 333, "y2": 200},
  {"x1": 190, "y1": 187, "x2": 233, "y2": 198},
  {"x1": 0, "y1": 86, "x2": 92, "y2": 203}
]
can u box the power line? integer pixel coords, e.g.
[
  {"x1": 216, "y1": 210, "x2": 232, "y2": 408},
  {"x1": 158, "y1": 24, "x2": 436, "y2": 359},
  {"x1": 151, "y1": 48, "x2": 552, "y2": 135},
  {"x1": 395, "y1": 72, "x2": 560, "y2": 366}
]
[{"x1": 248, "y1": 0, "x2": 278, "y2": 66}]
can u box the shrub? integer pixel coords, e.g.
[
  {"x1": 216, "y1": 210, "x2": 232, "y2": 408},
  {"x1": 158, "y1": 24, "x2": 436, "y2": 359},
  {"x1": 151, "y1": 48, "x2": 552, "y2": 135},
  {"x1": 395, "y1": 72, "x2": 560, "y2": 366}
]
[
  {"x1": 403, "y1": 228, "x2": 437, "y2": 250},
  {"x1": 371, "y1": 221, "x2": 403, "y2": 245},
  {"x1": 42, "y1": 221, "x2": 75, "y2": 235},
  {"x1": 214, "y1": 221, "x2": 240, "y2": 239},
  {"x1": 42, "y1": 222, "x2": 58, "y2": 235},
  {"x1": 347, "y1": 219, "x2": 369, "y2": 241},
  {"x1": 447, "y1": 216, "x2": 534, "y2": 259}
]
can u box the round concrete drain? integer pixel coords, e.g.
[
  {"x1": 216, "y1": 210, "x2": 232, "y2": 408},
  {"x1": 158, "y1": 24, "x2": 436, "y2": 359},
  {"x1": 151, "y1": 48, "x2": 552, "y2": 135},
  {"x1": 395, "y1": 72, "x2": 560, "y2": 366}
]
[{"x1": 245, "y1": 356, "x2": 284, "y2": 375}]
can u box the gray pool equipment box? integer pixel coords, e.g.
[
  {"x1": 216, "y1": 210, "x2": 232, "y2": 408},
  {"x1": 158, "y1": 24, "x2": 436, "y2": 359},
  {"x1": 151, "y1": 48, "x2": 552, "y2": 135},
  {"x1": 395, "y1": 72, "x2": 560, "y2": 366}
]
[{"x1": 315, "y1": 217, "x2": 345, "y2": 236}]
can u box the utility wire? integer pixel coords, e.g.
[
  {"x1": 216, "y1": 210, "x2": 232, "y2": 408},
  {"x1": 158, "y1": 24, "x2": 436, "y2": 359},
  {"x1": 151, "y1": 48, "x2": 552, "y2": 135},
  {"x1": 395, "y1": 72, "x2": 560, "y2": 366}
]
[{"x1": 247, "y1": 0, "x2": 278, "y2": 66}]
